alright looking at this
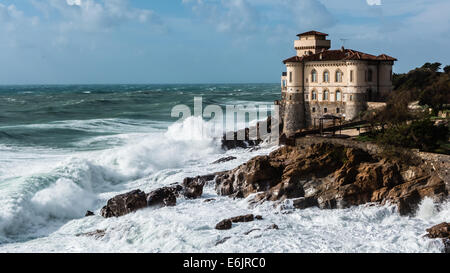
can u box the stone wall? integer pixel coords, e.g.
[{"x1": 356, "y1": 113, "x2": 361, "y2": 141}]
[{"x1": 295, "y1": 136, "x2": 383, "y2": 155}]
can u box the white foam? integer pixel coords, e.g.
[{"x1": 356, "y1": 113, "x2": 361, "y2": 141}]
[{"x1": 0, "y1": 115, "x2": 448, "y2": 253}]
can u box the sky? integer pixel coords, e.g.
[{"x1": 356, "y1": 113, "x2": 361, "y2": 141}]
[{"x1": 0, "y1": 0, "x2": 449, "y2": 84}]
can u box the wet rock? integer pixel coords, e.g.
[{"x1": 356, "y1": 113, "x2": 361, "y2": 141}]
[
  {"x1": 244, "y1": 229, "x2": 261, "y2": 235},
  {"x1": 85, "y1": 211, "x2": 95, "y2": 217},
  {"x1": 292, "y1": 197, "x2": 319, "y2": 209},
  {"x1": 212, "y1": 156, "x2": 237, "y2": 164},
  {"x1": 215, "y1": 219, "x2": 232, "y2": 230},
  {"x1": 267, "y1": 224, "x2": 279, "y2": 230},
  {"x1": 229, "y1": 214, "x2": 254, "y2": 223},
  {"x1": 215, "y1": 237, "x2": 231, "y2": 246},
  {"x1": 204, "y1": 198, "x2": 216, "y2": 203},
  {"x1": 183, "y1": 175, "x2": 215, "y2": 199},
  {"x1": 146, "y1": 186, "x2": 181, "y2": 207},
  {"x1": 76, "y1": 229, "x2": 106, "y2": 239},
  {"x1": 214, "y1": 143, "x2": 448, "y2": 216},
  {"x1": 255, "y1": 215, "x2": 263, "y2": 220},
  {"x1": 426, "y1": 223, "x2": 450, "y2": 239},
  {"x1": 426, "y1": 222, "x2": 450, "y2": 253},
  {"x1": 101, "y1": 190, "x2": 147, "y2": 218}
]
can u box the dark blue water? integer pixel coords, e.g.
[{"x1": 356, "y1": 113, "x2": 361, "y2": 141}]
[{"x1": 0, "y1": 84, "x2": 280, "y2": 148}]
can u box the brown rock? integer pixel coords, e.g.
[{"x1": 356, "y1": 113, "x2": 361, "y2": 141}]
[
  {"x1": 426, "y1": 223, "x2": 450, "y2": 239},
  {"x1": 212, "y1": 156, "x2": 237, "y2": 164},
  {"x1": 426, "y1": 222, "x2": 450, "y2": 253},
  {"x1": 292, "y1": 197, "x2": 319, "y2": 209},
  {"x1": 101, "y1": 190, "x2": 147, "y2": 218},
  {"x1": 229, "y1": 214, "x2": 254, "y2": 223},
  {"x1": 85, "y1": 211, "x2": 95, "y2": 217},
  {"x1": 267, "y1": 224, "x2": 279, "y2": 230},
  {"x1": 214, "y1": 142, "x2": 448, "y2": 216},
  {"x1": 215, "y1": 219, "x2": 232, "y2": 230},
  {"x1": 146, "y1": 186, "x2": 181, "y2": 207},
  {"x1": 183, "y1": 174, "x2": 215, "y2": 199}
]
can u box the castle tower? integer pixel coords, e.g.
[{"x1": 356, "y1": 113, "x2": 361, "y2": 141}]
[
  {"x1": 295, "y1": 31, "x2": 331, "y2": 57},
  {"x1": 282, "y1": 61, "x2": 305, "y2": 137}
]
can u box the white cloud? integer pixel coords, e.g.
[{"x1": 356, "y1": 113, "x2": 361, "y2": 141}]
[
  {"x1": 367, "y1": 0, "x2": 381, "y2": 6},
  {"x1": 31, "y1": 0, "x2": 163, "y2": 33},
  {"x1": 182, "y1": 0, "x2": 336, "y2": 35}
]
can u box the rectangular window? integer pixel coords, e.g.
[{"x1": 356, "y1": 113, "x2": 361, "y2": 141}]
[
  {"x1": 350, "y1": 71, "x2": 353, "y2": 82},
  {"x1": 305, "y1": 94, "x2": 309, "y2": 100},
  {"x1": 289, "y1": 72, "x2": 292, "y2": 83},
  {"x1": 312, "y1": 107, "x2": 316, "y2": 113},
  {"x1": 336, "y1": 108, "x2": 340, "y2": 113},
  {"x1": 324, "y1": 108, "x2": 328, "y2": 113}
]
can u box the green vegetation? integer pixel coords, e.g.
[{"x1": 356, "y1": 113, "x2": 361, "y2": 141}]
[{"x1": 361, "y1": 62, "x2": 450, "y2": 154}]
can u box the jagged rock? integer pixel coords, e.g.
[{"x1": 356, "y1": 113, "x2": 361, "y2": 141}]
[
  {"x1": 214, "y1": 143, "x2": 448, "y2": 216},
  {"x1": 292, "y1": 197, "x2": 319, "y2": 209},
  {"x1": 76, "y1": 229, "x2": 106, "y2": 239},
  {"x1": 267, "y1": 224, "x2": 279, "y2": 230},
  {"x1": 426, "y1": 223, "x2": 450, "y2": 238},
  {"x1": 215, "y1": 237, "x2": 231, "y2": 246},
  {"x1": 229, "y1": 214, "x2": 254, "y2": 223},
  {"x1": 183, "y1": 174, "x2": 215, "y2": 199},
  {"x1": 244, "y1": 229, "x2": 261, "y2": 235},
  {"x1": 101, "y1": 190, "x2": 147, "y2": 218},
  {"x1": 215, "y1": 219, "x2": 232, "y2": 230},
  {"x1": 85, "y1": 211, "x2": 95, "y2": 217},
  {"x1": 212, "y1": 156, "x2": 237, "y2": 164},
  {"x1": 426, "y1": 223, "x2": 450, "y2": 253},
  {"x1": 146, "y1": 186, "x2": 181, "y2": 207}
]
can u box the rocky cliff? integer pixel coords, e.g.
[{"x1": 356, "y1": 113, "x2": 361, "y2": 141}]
[{"x1": 215, "y1": 143, "x2": 448, "y2": 215}]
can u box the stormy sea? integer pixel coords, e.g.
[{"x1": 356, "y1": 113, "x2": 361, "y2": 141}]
[{"x1": 0, "y1": 84, "x2": 448, "y2": 253}]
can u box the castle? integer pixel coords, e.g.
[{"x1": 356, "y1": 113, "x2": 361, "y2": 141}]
[{"x1": 278, "y1": 31, "x2": 397, "y2": 137}]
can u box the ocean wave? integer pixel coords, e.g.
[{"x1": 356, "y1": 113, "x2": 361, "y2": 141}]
[{"x1": 0, "y1": 116, "x2": 224, "y2": 243}]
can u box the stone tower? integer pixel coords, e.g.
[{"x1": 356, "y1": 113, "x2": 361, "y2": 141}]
[
  {"x1": 282, "y1": 61, "x2": 305, "y2": 137},
  {"x1": 295, "y1": 31, "x2": 331, "y2": 56}
]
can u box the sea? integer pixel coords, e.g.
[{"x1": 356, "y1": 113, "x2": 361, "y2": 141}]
[{"x1": 0, "y1": 84, "x2": 448, "y2": 253}]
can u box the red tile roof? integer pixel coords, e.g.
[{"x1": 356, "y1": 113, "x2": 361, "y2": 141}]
[
  {"x1": 283, "y1": 49, "x2": 397, "y2": 64},
  {"x1": 297, "y1": 31, "x2": 328, "y2": 37}
]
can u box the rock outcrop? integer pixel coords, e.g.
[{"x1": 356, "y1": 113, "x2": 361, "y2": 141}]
[
  {"x1": 182, "y1": 174, "x2": 216, "y2": 199},
  {"x1": 214, "y1": 143, "x2": 448, "y2": 215},
  {"x1": 146, "y1": 186, "x2": 181, "y2": 207},
  {"x1": 100, "y1": 183, "x2": 201, "y2": 218},
  {"x1": 101, "y1": 190, "x2": 148, "y2": 218},
  {"x1": 426, "y1": 222, "x2": 450, "y2": 253},
  {"x1": 215, "y1": 219, "x2": 232, "y2": 230},
  {"x1": 212, "y1": 156, "x2": 237, "y2": 164}
]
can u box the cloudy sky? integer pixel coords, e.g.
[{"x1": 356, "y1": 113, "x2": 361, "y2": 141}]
[{"x1": 0, "y1": 0, "x2": 449, "y2": 84}]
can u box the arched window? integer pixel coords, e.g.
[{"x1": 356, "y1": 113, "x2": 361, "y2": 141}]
[
  {"x1": 311, "y1": 90, "x2": 317, "y2": 100},
  {"x1": 336, "y1": 70, "x2": 343, "y2": 82},
  {"x1": 336, "y1": 90, "x2": 342, "y2": 101},
  {"x1": 323, "y1": 70, "x2": 329, "y2": 82},
  {"x1": 311, "y1": 70, "x2": 317, "y2": 83},
  {"x1": 368, "y1": 69, "x2": 373, "y2": 82},
  {"x1": 323, "y1": 90, "x2": 329, "y2": 101}
]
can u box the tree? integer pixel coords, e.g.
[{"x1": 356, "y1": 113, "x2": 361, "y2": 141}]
[
  {"x1": 444, "y1": 65, "x2": 450, "y2": 74},
  {"x1": 419, "y1": 73, "x2": 450, "y2": 114},
  {"x1": 422, "y1": 62, "x2": 442, "y2": 72}
]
